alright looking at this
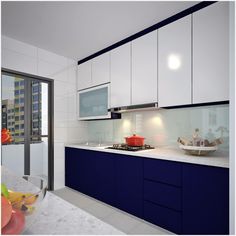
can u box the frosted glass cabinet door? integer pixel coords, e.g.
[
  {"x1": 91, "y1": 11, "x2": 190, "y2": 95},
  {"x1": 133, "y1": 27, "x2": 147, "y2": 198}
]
[
  {"x1": 77, "y1": 61, "x2": 92, "y2": 90},
  {"x1": 158, "y1": 15, "x2": 191, "y2": 107},
  {"x1": 92, "y1": 52, "x2": 110, "y2": 87},
  {"x1": 193, "y1": 2, "x2": 229, "y2": 103},
  {"x1": 131, "y1": 30, "x2": 158, "y2": 105},
  {"x1": 110, "y1": 43, "x2": 131, "y2": 108},
  {"x1": 78, "y1": 85, "x2": 110, "y2": 120}
]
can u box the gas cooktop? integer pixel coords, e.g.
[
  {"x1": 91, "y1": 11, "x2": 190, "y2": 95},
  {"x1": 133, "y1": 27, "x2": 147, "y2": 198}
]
[{"x1": 106, "y1": 143, "x2": 155, "y2": 152}]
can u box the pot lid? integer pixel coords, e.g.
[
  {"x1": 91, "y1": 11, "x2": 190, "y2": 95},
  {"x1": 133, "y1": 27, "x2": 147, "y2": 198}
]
[{"x1": 126, "y1": 134, "x2": 145, "y2": 140}]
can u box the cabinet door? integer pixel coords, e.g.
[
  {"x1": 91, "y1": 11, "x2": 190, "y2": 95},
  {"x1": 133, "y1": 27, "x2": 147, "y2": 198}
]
[
  {"x1": 92, "y1": 52, "x2": 110, "y2": 86},
  {"x1": 193, "y1": 2, "x2": 229, "y2": 103},
  {"x1": 77, "y1": 61, "x2": 92, "y2": 90},
  {"x1": 115, "y1": 155, "x2": 143, "y2": 218},
  {"x1": 183, "y1": 164, "x2": 229, "y2": 234},
  {"x1": 93, "y1": 151, "x2": 116, "y2": 206},
  {"x1": 158, "y1": 15, "x2": 191, "y2": 107},
  {"x1": 110, "y1": 43, "x2": 131, "y2": 108},
  {"x1": 65, "y1": 147, "x2": 79, "y2": 189},
  {"x1": 132, "y1": 30, "x2": 157, "y2": 105}
]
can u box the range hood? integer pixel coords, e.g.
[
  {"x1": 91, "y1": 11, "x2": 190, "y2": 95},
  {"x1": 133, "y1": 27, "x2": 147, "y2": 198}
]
[{"x1": 108, "y1": 102, "x2": 158, "y2": 113}]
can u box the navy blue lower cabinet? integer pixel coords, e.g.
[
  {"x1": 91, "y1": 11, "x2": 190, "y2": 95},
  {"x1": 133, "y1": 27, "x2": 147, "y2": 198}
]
[
  {"x1": 182, "y1": 163, "x2": 229, "y2": 235},
  {"x1": 115, "y1": 155, "x2": 143, "y2": 218},
  {"x1": 65, "y1": 148, "x2": 116, "y2": 205},
  {"x1": 144, "y1": 180, "x2": 182, "y2": 211},
  {"x1": 144, "y1": 158, "x2": 182, "y2": 187},
  {"x1": 144, "y1": 201, "x2": 182, "y2": 234},
  {"x1": 92, "y1": 150, "x2": 116, "y2": 206}
]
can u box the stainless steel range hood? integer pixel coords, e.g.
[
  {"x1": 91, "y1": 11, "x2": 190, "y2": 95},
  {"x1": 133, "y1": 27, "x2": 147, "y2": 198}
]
[{"x1": 108, "y1": 102, "x2": 158, "y2": 113}]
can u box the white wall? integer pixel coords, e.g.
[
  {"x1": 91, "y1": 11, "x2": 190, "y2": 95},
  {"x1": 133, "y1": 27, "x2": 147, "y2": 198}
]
[{"x1": 1, "y1": 36, "x2": 88, "y2": 189}]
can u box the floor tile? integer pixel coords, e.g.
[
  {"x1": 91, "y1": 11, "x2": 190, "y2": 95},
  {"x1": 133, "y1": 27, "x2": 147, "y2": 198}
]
[
  {"x1": 53, "y1": 187, "x2": 96, "y2": 210},
  {"x1": 85, "y1": 201, "x2": 117, "y2": 220},
  {"x1": 128, "y1": 221, "x2": 174, "y2": 235},
  {"x1": 104, "y1": 210, "x2": 143, "y2": 233}
]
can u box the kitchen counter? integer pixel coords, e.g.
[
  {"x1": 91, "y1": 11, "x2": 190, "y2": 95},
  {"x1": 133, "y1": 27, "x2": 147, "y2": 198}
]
[
  {"x1": 1, "y1": 166, "x2": 124, "y2": 235},
  {"x1": 65, "y1": 144, "x2": 229, "y2": 168}
]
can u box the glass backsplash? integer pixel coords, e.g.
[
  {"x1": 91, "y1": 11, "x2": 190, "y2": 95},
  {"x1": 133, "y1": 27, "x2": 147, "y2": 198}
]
[{"x1": 87, "y1": 104, "x2": 229, "y2": 150}]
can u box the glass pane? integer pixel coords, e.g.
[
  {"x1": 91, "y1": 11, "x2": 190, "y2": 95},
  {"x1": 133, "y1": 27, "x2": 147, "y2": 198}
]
[
  {"x1": 30, "y1": 81, "x2": 48, "y2": 180},
  {"x1": 30, "y1": 137, "x2": 48, "y2": 180},
  {"x1": 1, "y1": 74, "x2": 25, "y2": 175},
  {"x1": 79, "y1": 86, "x2": 108, "y2": 118},
  {"x1": 31, "y1": 81, "x2": 48, "y2": 137}
]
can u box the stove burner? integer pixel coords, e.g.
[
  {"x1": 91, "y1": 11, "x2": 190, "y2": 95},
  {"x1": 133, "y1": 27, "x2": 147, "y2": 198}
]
[{"x1": 106, "y1": 143, "x2": 155, "y2": 152}]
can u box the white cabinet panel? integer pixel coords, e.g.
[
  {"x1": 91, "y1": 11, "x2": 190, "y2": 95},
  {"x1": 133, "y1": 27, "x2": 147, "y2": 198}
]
[
  {"x1": 158, "y1": 15, "x2": 191, "y2": 107},
  {"x1": 131, "y1": 30, "x2": 158, "y2": 105},
  {"x1": 92, "y1": 52, "x2": 110, "y2": 86},
  {"x1": 77, "y1": 61, "x2": 92, "y2": 90},
  {"x1": 193, "y1": 2, "x2": 229, "y2": 103},
  {"x1": 110, "y1": 43, "x2": 131, "y2": 108}
]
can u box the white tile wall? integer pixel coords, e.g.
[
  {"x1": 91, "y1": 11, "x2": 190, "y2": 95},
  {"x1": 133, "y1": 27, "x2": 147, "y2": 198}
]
[{"x1": 1, "y1": 35, "x2": 85, "y2": 189}]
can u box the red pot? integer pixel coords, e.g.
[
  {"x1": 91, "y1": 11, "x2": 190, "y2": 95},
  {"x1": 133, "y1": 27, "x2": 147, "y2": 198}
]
[{"x1": 125, "y1": 134, "x2": 145, "y2": 147}]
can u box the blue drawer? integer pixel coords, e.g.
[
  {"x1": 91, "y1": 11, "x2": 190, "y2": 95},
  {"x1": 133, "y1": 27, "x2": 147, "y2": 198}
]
[
  {"x1": 144, "y1": 180, "x2": 182, "y2": 211},
  {"x1": 144, "y1": 158, "x2": 182, "y2": 187},
  {"x1": 144, "y1": 201, "x2": 182, "y2": 234}
]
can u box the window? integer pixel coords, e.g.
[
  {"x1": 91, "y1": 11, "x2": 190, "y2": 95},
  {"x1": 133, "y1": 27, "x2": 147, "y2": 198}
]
[
  {"x1": 33, "y1": 122, "x2": 38, "y2": 128},
  {"x1": 20, "y1": 115, "x2": 24, "y2": 120},
  {"x1": 15, "y1": 90, "x2": 19, "y2": 96},
  {"x1": 20, "y1": 80, "x2": 24, "y2": 86},
  {"x1": 20, "y1": 89, "x2": 24, "y2": 94},
  {"x1": 33, "y1": 103, "x2": 39, "y2": 111},
  {"x1": 15, "y1": 99, "x2": 19, "y2": 104},
  {"x1": 15, "y1": 108, "x2": 19, "y2": 112},
  {"x1": 33, "y1": 94, "x2": 38, "y2": 102},
  {"x1": 20, "y1": 124, "x2": 24, "y2": 129},
  {"x1": 15, "y1": 116, "x2": 19, "y2": 121},
  {"x1": 20, "y1": 98, "x2": 24, "y2": 103},
  {"x1": 15, "y1": 81, "x2": 20, "y2": 87},
  {"x1": 20, "y1": 107, "x2": 24, "y2": 112},
  {"x1": 15, "y1": 125, "x2": 19, "y2": 129},
  {"x1": 32, "y1": 85, "x2": 39, "y2": 93}
]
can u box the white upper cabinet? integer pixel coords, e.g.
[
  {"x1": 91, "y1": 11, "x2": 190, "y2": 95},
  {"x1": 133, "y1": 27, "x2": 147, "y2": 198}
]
[
  {"x1": 193, "y1": 2, "x2": 229, "y2": 103},
  {"x1": 131, "y1": 30, "x2": 158, "y2": 105},
  {"x1": 91, "y1": 52, "x2": 110, "y2": 86},
  {"x1": 158, "y1": 15, "x2": 192, "y2": 107},
  {"x1": 110, "y1": 43, "x2": 131, "y2": 108},
  {"x1": 77, "y1": 61, "x2": 92, "y2": 90}
]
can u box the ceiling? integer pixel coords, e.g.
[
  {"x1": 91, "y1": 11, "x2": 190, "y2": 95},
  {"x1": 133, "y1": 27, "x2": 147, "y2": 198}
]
[{"x1": 2, "y1": 1, "x2": 199, "y2": 61}]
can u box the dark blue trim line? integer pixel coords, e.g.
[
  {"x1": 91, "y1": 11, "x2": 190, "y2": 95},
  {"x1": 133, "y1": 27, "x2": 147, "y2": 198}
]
[{"x1": 78, "y1": 1, "x2": 216, "y2": 65}]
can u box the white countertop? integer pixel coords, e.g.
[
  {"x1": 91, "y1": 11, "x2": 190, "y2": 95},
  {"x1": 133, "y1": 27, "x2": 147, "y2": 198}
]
[
  {"x1": 1, "y1": 167, "x2": 124, "y2": 235},
  {"x1": 65, "y1": 144, "x2": 229, "y2": 168}
]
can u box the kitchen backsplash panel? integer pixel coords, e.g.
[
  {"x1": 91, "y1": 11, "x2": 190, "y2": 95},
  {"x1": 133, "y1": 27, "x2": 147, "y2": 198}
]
[{"x1": 87, "y1": 104, "x2": 229, "y2": 150}]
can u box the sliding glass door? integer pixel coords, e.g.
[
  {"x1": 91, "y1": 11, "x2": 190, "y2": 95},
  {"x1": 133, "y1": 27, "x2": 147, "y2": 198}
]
[{"x1": 1, "y1": 69, "x2": 54, "y2": 190}]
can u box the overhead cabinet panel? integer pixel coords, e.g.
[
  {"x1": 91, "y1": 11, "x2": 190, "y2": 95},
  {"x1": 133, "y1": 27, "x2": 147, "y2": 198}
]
[
  {"x1": 92, "y1": 52, "x2": 110, "y2": 86},
  {"x1": 158, "y1": 15, "x2": 191, "y2": 107},
  {"x1": 131, "y1": 30, "x2": 158, "y2": 105},
  {"x1": 77, "y1": 61, "x2": 92, "y2": 90},
  {"x1": 110, "y1": 43, "x2": 131, "y2": 108},
  {"x1": 193, "y1": 2, "x2": 229, "y2": 103}
]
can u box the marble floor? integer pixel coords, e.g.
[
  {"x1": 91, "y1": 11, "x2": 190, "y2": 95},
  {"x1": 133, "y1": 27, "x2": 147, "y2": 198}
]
[{"x1": 53, "y1": 187, "x2": 174, "y2": 235}]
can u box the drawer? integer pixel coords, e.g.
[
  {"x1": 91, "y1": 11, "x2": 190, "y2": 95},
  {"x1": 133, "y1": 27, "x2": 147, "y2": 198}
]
[
  {"x1": 144, "y1": 180, "x2": 182, "y2": 211},
  {"x1": 144, "y1": 201, "x2": 182, "y2": 234},
  {"x1": 144, "y1": 158, "x2": 182, "y2": 186}
]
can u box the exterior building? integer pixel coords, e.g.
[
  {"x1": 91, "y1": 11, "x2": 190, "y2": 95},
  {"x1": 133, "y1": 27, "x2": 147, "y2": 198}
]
[{"x1": 1, "y1": 77, "x2": 42, "y2": 144}]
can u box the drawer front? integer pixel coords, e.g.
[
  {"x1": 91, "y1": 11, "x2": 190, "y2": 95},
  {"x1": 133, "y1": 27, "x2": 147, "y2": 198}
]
[
  {"x1": 144, "y1": 201, "x2": 182, "y2": 234},
  {"x1": 144, "y1": 180, "x2": 182, "y2": 211},
  {"x1": 144, "y1": 158, "x2": 182, "y2": 186}
]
